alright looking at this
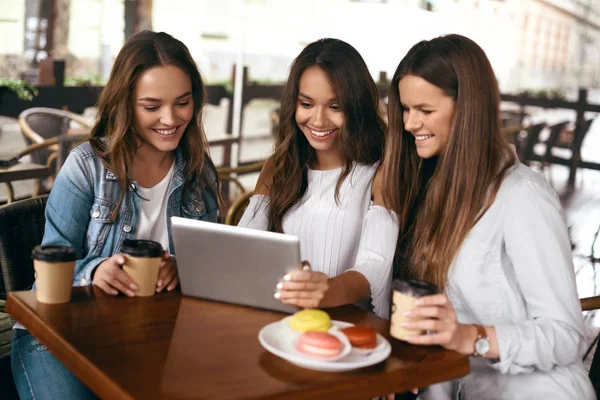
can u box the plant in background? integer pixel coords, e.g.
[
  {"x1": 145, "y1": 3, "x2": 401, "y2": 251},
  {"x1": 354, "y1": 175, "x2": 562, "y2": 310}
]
[
  {"x1": 547, "y1": 89, "x2": 567, "y2": 101},
  {"x1": 205, "y1": 78, "x2": 234, "y2": 95},
  {"x1": 65, "y1": 73, "x2": 105, "y2": 87},
  {"x1": 0, "y1": 79, "x2": 38, "y2": 101},
  {"x1": 516, "y1": 89, "x2": 535, "y2": 98},
  {"x1": 516, "y1": 88, "x2": 566, "y2": 101}
]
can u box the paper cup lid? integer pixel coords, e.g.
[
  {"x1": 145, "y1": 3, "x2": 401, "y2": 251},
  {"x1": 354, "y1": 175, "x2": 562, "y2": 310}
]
[
  {"x1": 120, "y1": 239, "x2": 163, "y2": 258},
  {"x1": 32, "y1": 245, "x2": 77, "y2": 262},
  {"x1": 392, "y1": 278, "x2": 439, "y2": 298}
]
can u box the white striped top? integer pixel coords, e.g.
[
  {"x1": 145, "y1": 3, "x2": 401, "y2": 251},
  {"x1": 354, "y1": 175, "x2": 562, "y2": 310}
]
[{"x1": 238, "y1": 162, "x2": 399, "y2": 318}]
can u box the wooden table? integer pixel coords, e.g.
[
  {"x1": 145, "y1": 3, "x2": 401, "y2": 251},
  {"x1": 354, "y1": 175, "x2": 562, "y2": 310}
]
[
  {"x1": 7, "y1": 288, "x2": 469, "y2": 400},
  {"x1": 0, "y1": 154, "x2": 51, "y2": 203}
]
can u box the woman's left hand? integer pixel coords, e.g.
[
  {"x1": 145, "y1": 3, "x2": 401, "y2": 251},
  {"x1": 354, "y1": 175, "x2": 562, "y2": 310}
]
[
  {"x1": 401, "y1": 293, "x2": 475, "y2": 355},
  {"x1": 275, "y1": 263, "x2": 329, "y2": 308},
  {"x1": 156, "y1": 251, "x2": 179, "y2": 293}
]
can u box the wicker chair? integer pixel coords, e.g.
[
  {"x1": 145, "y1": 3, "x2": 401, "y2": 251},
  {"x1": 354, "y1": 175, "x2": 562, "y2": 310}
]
[
  {"x1": 518, "y1": 122, "x2": 546, "y2": 164},
  {"x1": 2, "y1": 134, "x2": 87, "y2": 203},
  {"x1": 0, "y1": 195, "x2": 48, "y2": 300},
  {"x1": 0, "y1": 195, "x2": 48, "y2": 400},
  {"x1": 538, "y1": 121, "x2": 570, "y2": 170},
  {"x1": 543, "y1": 119, "x2": 595, "y2": 162},
  {"x1": 18, "y1": 107, "x2": 92, "y2": 185},
  {"x1": 225, "y1": 190, "x2": 254, "y2": 226},
  {"x1": 217, "y1": 161, "x2": 264, "y2": 215},
  {"x1": 217, "y1": 161, "x2": 264, "y2": 195}
]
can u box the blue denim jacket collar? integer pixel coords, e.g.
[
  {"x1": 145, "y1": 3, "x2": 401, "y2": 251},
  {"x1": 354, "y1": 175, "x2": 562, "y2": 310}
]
[{"x1": 103, "y1": 146, "x2": 186, "y2": 191}]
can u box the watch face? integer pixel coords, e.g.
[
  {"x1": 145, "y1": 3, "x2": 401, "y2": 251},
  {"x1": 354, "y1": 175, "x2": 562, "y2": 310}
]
[{"x1": 475, "y1": 338, "x2": 490, "y2": 356}]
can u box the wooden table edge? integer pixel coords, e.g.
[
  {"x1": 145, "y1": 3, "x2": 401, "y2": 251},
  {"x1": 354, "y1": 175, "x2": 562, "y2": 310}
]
[
  {"x1": 6, "y1": 292, "x2": 133, "y2": 400},
  {"x1": 0, "y1": 164, "x2": 52, "y2": 183},
  {"x1": 263, "y1": 357, "x2": 470, "y2": 400}
]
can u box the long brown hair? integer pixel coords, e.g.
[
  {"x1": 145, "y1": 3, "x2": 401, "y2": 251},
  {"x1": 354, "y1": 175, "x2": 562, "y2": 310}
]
[
  {"x1": 267, "y1": 38, "x2": 386, "y2": 232},
  {"x1": 89, "y1": 31, "x2": 218, "y2": 220},
  {"x1": 381, "y1": 34, "x2": 516, "y2": 288}
]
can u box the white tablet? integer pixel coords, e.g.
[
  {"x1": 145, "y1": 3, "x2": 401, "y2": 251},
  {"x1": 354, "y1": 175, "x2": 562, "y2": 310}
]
[{"x1": 171, "y1": 217, "x2": 300, "y2": 313}]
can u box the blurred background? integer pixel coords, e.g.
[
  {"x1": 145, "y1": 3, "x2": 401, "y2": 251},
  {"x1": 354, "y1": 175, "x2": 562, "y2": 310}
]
[
  {"x1": 2, "y1": 0, "x2": 600, "y2": 90},
  {"x1": 0, "y1": 0, "x2": 599, "y2": 270}
]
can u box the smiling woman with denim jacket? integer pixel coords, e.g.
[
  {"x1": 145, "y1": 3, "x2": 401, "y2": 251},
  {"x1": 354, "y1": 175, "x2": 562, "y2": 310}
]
[
  {"x1": 11, "y1": 31, "x2": 220, "y2": 400},
  {"x1": 44, "y1": 140, "x2": 218, "y2": 288}
]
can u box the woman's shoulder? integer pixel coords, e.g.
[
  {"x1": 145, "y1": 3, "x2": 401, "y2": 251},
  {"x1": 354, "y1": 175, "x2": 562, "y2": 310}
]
[
  {"x1": 61, "y1": 141, "x2": 105, "y2": 173},
  {"x1": 352, "y1": 160, "x2": 380, "y2": 173},
  {"x1": 254, "y1": 156, "x2": 276, "y2": 195},
  {"x1": 498, "y1": 162, "x2": 560, "y2": 208},
  {"x1": 349, "y1": 160, "x2": 380, "y2": 184},
  {"x1": 502, "y1": 163, "x2": 553, "y2": 190},
  {"x1": 70, "y1": 141, "x2": 97, "y2": 159}
]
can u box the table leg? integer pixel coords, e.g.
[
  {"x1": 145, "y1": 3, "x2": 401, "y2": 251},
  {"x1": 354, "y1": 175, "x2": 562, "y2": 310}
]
[
  {"x1": 32, "y1": 179, "x2": 41, "y2": 197},
  {"x1": 4, "y1": 182, "x2": 15, "y2": 204}
]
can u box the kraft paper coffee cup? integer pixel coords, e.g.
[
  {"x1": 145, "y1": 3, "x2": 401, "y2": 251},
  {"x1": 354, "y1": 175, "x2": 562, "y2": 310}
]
[
  {"x1": 390, "y1": 278, "x2": 439, "y2": 341},
  {"x1": 121, "y1": 239, "x2": 163, "y2": 297},
  {"x1": 33, "y1": 245, "x2": 77, "y2": 304}
]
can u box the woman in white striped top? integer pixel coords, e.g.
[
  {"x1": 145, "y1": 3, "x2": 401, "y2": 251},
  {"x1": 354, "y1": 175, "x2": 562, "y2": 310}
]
[{"x1": 238, "y1": 38, "x2": 399, "y2": 318}]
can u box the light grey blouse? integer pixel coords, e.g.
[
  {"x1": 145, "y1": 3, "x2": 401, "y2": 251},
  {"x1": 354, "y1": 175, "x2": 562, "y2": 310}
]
[{"x1": 418, "y1": 163, "x2": 595, "y2": 399}]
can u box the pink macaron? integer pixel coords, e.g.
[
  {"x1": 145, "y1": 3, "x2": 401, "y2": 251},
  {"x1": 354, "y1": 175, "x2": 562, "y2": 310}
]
[{"x1": 296, "y1": 331, "x2": 343, "y2": 358}]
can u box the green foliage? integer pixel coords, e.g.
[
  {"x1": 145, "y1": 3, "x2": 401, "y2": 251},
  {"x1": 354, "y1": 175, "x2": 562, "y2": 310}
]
[
  {"x1": 516, "y1": 89, "x2": 535, "y2": 98},
  {"x1": 0, "y1": 79, "x2": 38, "y2": 101},
  {"x1": 376, "y1": 77, "x2": 390, "y2": 90},
  {"x1": 204, "y1": 79, "x2": 234, "y2": 95},
  {"x1": 65, "y1": 73, "x2": 105, "y2": 87},
  {"x1": 546, "y1": 89, "x2": 567, "y2": 101},
  {"x1": 516, "y1": 88, "x2": 566, "y2": 101}
]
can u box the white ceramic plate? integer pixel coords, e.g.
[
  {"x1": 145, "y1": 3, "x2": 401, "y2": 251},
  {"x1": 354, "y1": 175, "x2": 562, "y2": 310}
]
[{"x1": 258, "y1": 319, "x2": 392, "y2": 372}]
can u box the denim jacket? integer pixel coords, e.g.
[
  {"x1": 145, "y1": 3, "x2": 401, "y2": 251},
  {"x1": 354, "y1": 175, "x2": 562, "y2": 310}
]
[{"x1": 41, "y1": 141, "x2": 219, "y2": 286}]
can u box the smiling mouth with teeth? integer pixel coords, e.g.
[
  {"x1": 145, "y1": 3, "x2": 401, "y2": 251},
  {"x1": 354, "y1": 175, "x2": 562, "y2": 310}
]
[
  {"x1": 310, "y1": 128, "x2": 335, "y2": 137},
  {"x1": 414, "y1": 134, "x2": 434, "y2": 141},
  {"x1": 154, "y1": 126, "x2": 178, "y2": 136}
]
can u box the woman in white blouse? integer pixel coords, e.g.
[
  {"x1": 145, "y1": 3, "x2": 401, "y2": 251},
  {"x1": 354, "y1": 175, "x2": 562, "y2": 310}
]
[
  {"x1": 381, "y1": 34, "x2": 595, "y2": 399},
  {"x1": 238, "y1": 38, "x2": 399, "y2": 318}
]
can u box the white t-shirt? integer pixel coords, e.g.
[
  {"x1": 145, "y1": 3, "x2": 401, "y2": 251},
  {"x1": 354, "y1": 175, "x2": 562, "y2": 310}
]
[{"x1": 135, "y1": 162, "x2": 175, "y2": 252}]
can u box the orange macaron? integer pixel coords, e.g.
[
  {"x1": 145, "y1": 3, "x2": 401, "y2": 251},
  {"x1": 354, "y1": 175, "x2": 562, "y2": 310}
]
[{"x1": 340, "y1": 326, "x2": 377, "y2": 349}]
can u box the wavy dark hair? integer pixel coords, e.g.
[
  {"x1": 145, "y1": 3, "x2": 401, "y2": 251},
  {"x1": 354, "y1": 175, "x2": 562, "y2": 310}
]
[
  {"x1": 381, "y1": 34, "x2": 516, "y2": 288},
  {"x1": 89, "y1": 31, "x2": 218, "y2": 220},
  {"x1": 266, "y1": 38, "x2": 386, "y2": 232}
]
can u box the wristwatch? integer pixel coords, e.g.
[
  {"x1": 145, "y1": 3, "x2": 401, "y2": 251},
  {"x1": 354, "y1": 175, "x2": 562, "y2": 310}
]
[{"x1": 473, "y1": 325, "x2": 490, "y2": 357}]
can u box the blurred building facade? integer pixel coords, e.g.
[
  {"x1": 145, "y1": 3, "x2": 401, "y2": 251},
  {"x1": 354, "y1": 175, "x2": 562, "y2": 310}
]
[
  {"x1": 448, "y1": 0, "x2": 600, "y2": 90},
  {"x1": 0, "y1": 0, "x2": 598, "y2": 92}
]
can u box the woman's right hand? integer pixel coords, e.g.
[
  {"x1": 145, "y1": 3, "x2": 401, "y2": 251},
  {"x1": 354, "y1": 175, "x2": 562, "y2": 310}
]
[
  {"x1": 92, "y1": 254, "x2": 139, "y2": 296},
  {"x1": 274, "y1": 262, "x2": 329, "y2": 308}
]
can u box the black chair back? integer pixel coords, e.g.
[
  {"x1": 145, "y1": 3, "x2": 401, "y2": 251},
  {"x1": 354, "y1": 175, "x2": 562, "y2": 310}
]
[
  {"x1": 0, "y1": 195, "x2": 48, "y2": 300},
  {"x1": 519, "y1": 122, "x2": 546, "y2": 164},
  {"x1": 587, "y1": 335, "x2": 600, "y2": 398}
]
